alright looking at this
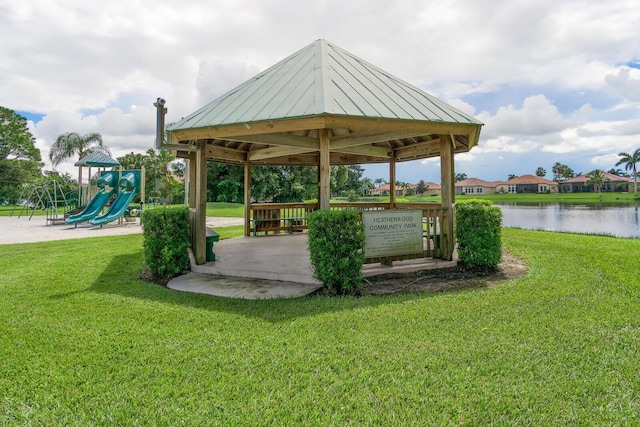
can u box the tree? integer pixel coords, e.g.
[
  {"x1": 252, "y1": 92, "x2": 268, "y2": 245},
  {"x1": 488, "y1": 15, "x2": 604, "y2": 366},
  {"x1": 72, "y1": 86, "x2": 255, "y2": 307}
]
[
  {"x1": 49, "y1": 132, "x2": 110, "y2": 186},
  {"x1": 117, "y1": 152, "x2": 145, "y2": 170},
  {"x1": 373, "y1": 177, "x2": 387, "y2": 188},
  {"x1": 607, "y1": 168, "x2": 629, "y2": 177},
  {"x1": 508, "y1": 174, "x2": 518, "y2": 180},
  {"x1": 586, "y1": 169, "x2": 608, "y2": 196},
  {"x1": 330, "y1": 165, "x2": 349, "y2": 195},
  {"x1": 616, "y1": 149, "x2": 640, "y2": 194},
  {"x1": 0, "y1": 107, "x2": 43, "y2": 203},
  {"x1": 344, "y1": 165, "x2": 365, "y2": 193},
  {"x1": 552, "y1": 162, "x2": 575, "y2": 183},
  {"x1": 535, "y1": 167, "x2": 546, "y2": 177},
  {"x1": 416, "y1": 180, "x2": 428, "y2": 195},
  {"x1": 455, "y1": 173, "x2": 467, "y2": 182},
  {"x1": 360, "y1": 177, "x2": 374, "y2": 195}
]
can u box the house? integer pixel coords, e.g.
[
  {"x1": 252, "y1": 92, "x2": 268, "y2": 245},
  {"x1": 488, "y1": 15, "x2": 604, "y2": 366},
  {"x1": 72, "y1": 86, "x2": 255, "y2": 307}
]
[
  {"x1": 560, "y1": 172, "x2": 634, "y2": 193},
  {"x1": 420, "y1": 182, "x2": 441, "y2": 196},
  {"x1": 372, "y1": 183, "x2": 417, "y2": 196},
  {"x1": 496, "y1": 175, "x2": 558, "y2": 194},
  {"x1": 455, "y1": 178, "x2": 500, "y2": 195}
]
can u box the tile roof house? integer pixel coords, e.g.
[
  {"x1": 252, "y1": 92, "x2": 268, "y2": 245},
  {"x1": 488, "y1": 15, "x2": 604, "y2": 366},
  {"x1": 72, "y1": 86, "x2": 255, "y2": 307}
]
[
  {"x1": 496, "y1": 175, "x2": 558, "y2": 194},
  {"x1": 560, "y1": 172, "x2": 633, "y2": 193},
  {"x1": 455, "y1": 178, "x2": 502, "y2": 195},
  {"x1": 371, "y1": 183, "x2": 417, "y2": 196}
]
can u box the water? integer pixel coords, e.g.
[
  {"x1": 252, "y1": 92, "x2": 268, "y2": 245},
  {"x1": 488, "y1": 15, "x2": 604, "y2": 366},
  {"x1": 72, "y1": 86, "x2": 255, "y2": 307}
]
[{"x1": 496, "y1": 202, "x2": 640, "y2": 238}]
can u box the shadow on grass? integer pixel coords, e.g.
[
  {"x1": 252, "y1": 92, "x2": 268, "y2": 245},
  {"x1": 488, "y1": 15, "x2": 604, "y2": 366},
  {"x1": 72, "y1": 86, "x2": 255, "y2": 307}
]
[{"x1": 82, "y1": 251, "x2": 491, "y2": 323}]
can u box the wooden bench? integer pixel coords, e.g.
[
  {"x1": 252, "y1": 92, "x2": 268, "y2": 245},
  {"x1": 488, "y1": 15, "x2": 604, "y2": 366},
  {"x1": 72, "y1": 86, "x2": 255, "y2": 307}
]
[{"x1": 251, "y1": 217, "x2": 306, "y2": 236}]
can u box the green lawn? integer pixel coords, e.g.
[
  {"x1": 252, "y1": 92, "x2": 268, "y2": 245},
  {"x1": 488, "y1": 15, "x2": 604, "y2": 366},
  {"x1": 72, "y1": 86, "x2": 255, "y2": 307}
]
[{"x1": 1, "y1": 229, "x2": 640, "y2": 425}]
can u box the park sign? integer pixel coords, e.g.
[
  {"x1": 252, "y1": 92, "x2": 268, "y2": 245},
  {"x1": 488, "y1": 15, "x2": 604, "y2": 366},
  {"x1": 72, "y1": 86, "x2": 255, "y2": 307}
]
[{"x1": 363, "y1": 210, "x2": 423, "y2": 258}]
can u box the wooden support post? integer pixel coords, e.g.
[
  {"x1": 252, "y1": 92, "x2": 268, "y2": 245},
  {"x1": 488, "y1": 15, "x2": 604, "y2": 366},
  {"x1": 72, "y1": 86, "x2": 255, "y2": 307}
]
[
  {"x1": 194, "y1": 145, "x2": 207, "y2": 265},
  {"x1": 183, "y1": 160, "x2": 189, "y2": 205},
  {"x1": 319, "y1": 129, "x2": 331, "y2": 210},
  {"x1": 440, "y1": 135, "x2": 455, "y2": 260},
  {"x1": 389, "y1": 156, "x2": 396, "y2": 209},
  {"x1": 244, "y1": 159, "x2": 251, "y2": 237},
  {"x1": 188, "y1": 152, "x2": 197, "y2": 208}
]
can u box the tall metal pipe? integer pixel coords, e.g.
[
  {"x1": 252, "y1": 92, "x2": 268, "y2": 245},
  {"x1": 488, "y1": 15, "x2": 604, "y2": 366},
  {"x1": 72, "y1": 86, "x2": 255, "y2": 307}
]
[{"x1": 154, "y1": 97, "x2": 167, "y2": 149}]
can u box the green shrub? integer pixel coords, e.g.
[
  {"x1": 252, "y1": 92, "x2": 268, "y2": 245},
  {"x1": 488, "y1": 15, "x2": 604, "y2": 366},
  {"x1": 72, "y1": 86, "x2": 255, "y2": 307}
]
[
  {"x1": 307, "y1": 210, "x2": 365, "y2": 295},
  {"x1": 141, "y1": 205, "x2": 191, "y2": 278},
  {"x1": 347, "y1": 190, "x2": 360, "y2": 202},
  {"x1": 455, "y1": 199, "x2": 502, "y2": 270}
]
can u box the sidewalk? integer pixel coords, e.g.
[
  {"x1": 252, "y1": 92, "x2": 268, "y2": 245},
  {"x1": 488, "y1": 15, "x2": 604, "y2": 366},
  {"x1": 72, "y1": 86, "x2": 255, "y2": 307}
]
[{"x1": 0, "y1": 216, "x2": 243, "y2": 244}]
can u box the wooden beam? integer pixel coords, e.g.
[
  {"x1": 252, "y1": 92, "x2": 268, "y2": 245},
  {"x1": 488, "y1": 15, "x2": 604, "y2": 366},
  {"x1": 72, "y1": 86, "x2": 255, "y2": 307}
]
[
  {"x1": 204, "y1": 144, "x2": 246, "y2": 163},
  {"x1": 439, "y1": 135, "x2": 454, "y2": 261},
  {"x1": 331, "y1": 144, "x2": 392, "y2": 158},
  {"x1": 188, "y1": 151, "x2": 197, "y2": 208},
  {"x1": 252, "y1": 153, "x2": 319, "y2": 166},
  {"x1": 393, "y1": 142, "x2": 440, "y2": 161},
  {"x1": 170, "y1": 116, "x2": 327, "y2": 142},
  {"x1": 319, "y1": 129, "x2": 331, "y2": 210},
  {"x1": 244, "y1": 159, "x2": 251, "y2": 237},
  {"x1": 389, "y1": 156, "x2": 396, "y2": 209},
  {"x1": 325, "y1": 115, "x2": 479, "y2": 137},
  {"x1": 194, "y1": 146, "x2": 207, "y2": 265},
  {"x1": 225, "y1": 133, "x2": 318, "y2": 150},
  {"x1": 330, "y1": 131, "x2": 429, "y2": 149},
  {"x1": 248, "y1": 145, "x2": 314, "y2": 161}
]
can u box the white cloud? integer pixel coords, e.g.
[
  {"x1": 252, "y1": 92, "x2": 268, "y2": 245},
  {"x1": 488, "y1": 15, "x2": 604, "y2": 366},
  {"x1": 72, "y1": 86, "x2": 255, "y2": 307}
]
[
  {"x1": 478, "y1": 95, "x2": 569, "y2": 139},
  {"x1": 1, "y1": 0, "x2": 640, "y2": 184},
  {"x1": 606, "y1": 67, "x2": 640, "y2": 102}
]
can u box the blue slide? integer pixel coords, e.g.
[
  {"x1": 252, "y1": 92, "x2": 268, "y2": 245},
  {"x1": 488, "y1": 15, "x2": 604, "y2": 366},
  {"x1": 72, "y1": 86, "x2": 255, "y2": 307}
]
[
  {"x1": 90, "y1": 172, "x2": 139, "y2": 226},
  {"x1": 65, "y1": 171, "x2": 118, "y2": 225}
]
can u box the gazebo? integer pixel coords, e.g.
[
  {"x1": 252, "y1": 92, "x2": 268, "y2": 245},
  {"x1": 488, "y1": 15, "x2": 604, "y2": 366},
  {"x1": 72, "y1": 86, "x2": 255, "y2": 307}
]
[{"x1": 159, "y1": 39, "x2": 483, "y2": 265}]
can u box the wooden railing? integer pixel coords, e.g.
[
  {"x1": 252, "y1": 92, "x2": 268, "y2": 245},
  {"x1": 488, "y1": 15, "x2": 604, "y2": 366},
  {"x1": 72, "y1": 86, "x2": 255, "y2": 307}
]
[
  {"x1": 250, "y1": 202, "x2": 318, "y2": 235},
  {"x1": 248, "y1": 202, "x2": 454, "y2": 260}
]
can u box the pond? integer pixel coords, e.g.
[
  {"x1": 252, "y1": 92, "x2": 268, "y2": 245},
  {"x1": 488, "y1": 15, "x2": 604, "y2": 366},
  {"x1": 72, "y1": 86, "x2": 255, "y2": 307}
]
[{"x1": 496, "y1": 202, "x2": 640, "y2": 238}]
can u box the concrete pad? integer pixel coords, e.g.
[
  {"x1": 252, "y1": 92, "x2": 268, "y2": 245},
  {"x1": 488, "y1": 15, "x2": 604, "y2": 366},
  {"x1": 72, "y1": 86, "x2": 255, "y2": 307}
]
[
  {"x1": 190, "y1": 234, "x2": 319, "y2": 284},
  {"x1": 167, "y1": 272, "x2": 322, "y2": 300}
]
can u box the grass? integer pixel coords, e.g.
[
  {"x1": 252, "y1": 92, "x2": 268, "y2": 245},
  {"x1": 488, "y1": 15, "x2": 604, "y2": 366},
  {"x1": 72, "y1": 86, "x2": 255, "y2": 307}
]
[
  {"x1": 1, "y1": 229, "x2": 640, "y2": 424},
  {"x1": 205, "y1": 202, "x2": 245, "y2": 217},
  {"x1": 5, "y1": 192, "x2": 636, "y2": 219}
]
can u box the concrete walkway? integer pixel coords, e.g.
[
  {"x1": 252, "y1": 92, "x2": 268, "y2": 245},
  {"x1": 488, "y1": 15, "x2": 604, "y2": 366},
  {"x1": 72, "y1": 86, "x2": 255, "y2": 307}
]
[{"x1": 0, "y1": 215, "x2": 243, "y2": 244}]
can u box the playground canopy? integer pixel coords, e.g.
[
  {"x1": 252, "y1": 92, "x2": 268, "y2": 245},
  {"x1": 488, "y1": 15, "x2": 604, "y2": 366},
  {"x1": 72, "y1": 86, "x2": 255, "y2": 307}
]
[
  {"x1": 75, "y1": 151, "x2": 120, "y2": 167},
  {"x1": 161, "y1": 39, "x2": 483, "y2": 264}
]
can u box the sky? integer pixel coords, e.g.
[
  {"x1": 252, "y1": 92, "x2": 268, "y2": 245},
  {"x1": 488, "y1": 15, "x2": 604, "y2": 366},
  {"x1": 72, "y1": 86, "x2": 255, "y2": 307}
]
[{"x1": 2, "y1": 0, "x2": 640, "y2": 185}]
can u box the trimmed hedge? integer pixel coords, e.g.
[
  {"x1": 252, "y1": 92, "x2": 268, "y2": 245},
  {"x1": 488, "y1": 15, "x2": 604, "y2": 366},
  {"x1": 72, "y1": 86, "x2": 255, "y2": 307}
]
[
  {"x1": 141, "y1": 206, "x2": 191, "y2": 278},
  {"x1": 455, "y1": 199, "x2": 502, "y2": 270},
  {"x1": 307, "y1": 210, "x2": 365, "y2": 295}
]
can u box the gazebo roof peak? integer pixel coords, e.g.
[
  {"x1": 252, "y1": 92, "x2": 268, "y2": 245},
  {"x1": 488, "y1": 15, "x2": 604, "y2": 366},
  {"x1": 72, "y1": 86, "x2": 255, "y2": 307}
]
[
  {"x1": 165, "y1": 39, "x2": 483, "y2": 166},
  {"x1": 170, "y1": 39, "x2": 480, "y2": 131}
]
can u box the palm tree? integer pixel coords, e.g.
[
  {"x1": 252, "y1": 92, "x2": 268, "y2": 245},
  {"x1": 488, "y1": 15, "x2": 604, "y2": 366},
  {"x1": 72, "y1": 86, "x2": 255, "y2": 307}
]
[
  {"x1": 586, "y1": 169, "x2": 608, "y2": 196},
  {"x1": 49, "y1": 132, "x2": 110, "y2": 186},
  {"x1": 373, "y1": 177, "x2": 387, "y2": 188},
  {"x1": 616, "y1": 148, "x2": 640, "y2": 194}
]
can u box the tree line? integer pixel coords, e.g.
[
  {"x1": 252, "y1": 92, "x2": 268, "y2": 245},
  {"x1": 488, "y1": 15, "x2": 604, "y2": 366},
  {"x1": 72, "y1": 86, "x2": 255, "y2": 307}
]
[{"x1": 3, "y1": 104, "x2": 639, "y2": 204}]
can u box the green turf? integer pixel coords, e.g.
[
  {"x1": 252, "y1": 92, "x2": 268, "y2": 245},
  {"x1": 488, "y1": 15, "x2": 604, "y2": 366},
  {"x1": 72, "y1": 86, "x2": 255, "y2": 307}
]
[{"x1": 1, "y1": 229, "x2": 639, "y2": 424}]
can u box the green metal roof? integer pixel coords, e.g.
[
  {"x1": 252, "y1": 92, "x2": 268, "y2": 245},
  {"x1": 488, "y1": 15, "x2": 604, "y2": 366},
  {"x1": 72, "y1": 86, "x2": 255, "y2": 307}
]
[
  {"x1": 75, "y1": 151, "x2": 120, "y2": 167},
  {"x1": 169, "y1": 39, "x2": 481, "y2": 131}
]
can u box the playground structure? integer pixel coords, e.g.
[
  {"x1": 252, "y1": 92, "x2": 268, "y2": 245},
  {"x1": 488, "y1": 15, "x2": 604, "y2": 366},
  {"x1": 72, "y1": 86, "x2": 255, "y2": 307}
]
[
  {"x1": 65, "y1": 170, "x2": 119, "y2": 226},
  {"x1": 66, "y1": 169, "x2": 145, "y2": 227},
  {"x1": 10, "y1": 180, "x2": 74, "y2": 222}
]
